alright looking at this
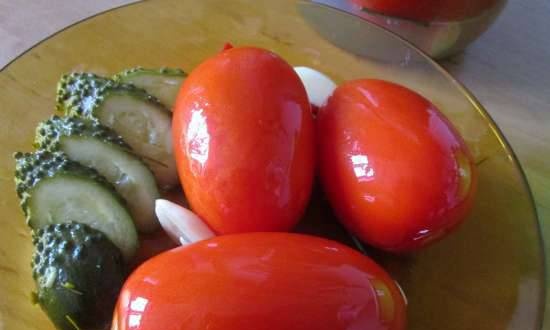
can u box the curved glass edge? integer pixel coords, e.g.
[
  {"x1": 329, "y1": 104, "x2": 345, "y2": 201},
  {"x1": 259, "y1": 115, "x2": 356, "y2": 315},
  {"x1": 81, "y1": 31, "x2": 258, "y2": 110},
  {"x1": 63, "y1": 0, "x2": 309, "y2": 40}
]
[
  {"x1": 0, "y1": 1, "x2": 140, "y2": 73},
  {"x1": 312, "y1": 0, "x2": 508, "y2": 25},
  {"x1": 0, "y1": 0, "x2": 545, "y2": 328},
  {"x1": 298, "y1": 2, "x2": 546, "y2": 328},
  {"x1": 315, "y1": 0, "x2": 508, "y2": 59}
]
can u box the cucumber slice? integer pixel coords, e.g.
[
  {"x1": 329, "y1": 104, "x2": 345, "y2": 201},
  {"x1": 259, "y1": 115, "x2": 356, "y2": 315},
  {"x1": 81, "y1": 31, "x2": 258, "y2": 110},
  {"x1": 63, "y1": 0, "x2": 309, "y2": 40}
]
[
  {"x1": 113, "y1": 67, "x2": 186, "y2": 110},
  {"x1": 35, "y1": 116, "x2": 161, "y2": 233},
  {"x1": 14, "y1": 150, "x2": 138, "y2": 260},
  {"x1": 56, "y1": 73, "x2": 177, "y2": 190}
]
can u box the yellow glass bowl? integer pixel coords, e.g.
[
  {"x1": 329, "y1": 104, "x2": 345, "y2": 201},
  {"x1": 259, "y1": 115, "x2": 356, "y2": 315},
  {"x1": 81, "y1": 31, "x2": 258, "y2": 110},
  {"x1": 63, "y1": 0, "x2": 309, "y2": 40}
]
[{"x1": 0, "y1": 1, "x2": 543, "y2": 329}]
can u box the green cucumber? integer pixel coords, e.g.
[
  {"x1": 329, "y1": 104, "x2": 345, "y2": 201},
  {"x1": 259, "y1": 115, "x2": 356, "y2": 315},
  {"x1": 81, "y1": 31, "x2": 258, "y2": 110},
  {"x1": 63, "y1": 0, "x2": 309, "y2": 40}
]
[
  {"x1": 32, "y1": 222, "x2": 125, "y2": 330},
  {"x1": 56, "y1": 73, "x2": 177, "y2": 189},
  {"x1": 14, "y1": 150, "x2": 138, "y2": 259},
  {"x1": 35, "y1": 116, "x2": 161, "y2": 233},
  {"x1": 113, "y1": 67, "x2": 186, "y2": 109}
]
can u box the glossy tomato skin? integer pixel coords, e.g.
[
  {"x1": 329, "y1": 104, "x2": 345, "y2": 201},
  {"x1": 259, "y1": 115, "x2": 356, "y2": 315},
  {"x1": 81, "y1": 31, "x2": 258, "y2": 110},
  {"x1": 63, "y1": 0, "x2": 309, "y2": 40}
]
[
  {"x1": 173, "y1": 47, "x2": 315, "y2": 234},
  {"x1": 112, "y1": 233, "x2": 406, "y2": 330},
  {"x1": 351, "y1": 0, "x2": 500, "y2": 22},
  {"x1": 317, "y1": 79, "x2": 477, "y2": 253}
]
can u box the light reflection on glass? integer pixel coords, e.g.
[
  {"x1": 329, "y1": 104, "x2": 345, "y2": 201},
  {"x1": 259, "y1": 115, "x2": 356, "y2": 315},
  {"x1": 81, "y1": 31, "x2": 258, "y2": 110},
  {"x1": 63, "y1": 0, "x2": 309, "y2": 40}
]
[
  {"x1": 454, "y1": 149, "x2": 472, "y2": 201},
  {"x1": 370, "y1": 279, "x2": 395, "y2": 326},
  {"x1": 351, "y1": 154, "x2": 375, "y2": 182},
  {"x1": 186, "y1": 107, "x2": 210, "y2": 172}
]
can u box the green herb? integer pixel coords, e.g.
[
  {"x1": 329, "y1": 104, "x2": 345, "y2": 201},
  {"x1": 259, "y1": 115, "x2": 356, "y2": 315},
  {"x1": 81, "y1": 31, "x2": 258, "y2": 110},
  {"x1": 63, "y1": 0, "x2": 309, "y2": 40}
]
[
  {"x1": 65, "y1": 315, "x2": 82, "y2": 330},
  {"x1": 30, "y1": 291, "x2": 39, "y2": 305},
  {"x1": 62, "y1": 282, "x2": 83, "y2": 295}
]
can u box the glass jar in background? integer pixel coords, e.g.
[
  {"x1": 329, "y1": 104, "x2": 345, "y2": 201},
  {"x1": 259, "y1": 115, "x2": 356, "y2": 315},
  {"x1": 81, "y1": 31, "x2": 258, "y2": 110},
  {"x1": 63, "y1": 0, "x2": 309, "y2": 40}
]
[{"x1": 315, "y1": 0, "x2": 507, "y2": 59}]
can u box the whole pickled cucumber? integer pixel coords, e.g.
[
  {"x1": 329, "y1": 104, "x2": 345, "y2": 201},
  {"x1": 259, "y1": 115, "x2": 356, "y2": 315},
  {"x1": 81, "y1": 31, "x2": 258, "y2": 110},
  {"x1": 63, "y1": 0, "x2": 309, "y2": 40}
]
[{"x1": 32, "y1": 222, "x2": 125, "y2": 330}]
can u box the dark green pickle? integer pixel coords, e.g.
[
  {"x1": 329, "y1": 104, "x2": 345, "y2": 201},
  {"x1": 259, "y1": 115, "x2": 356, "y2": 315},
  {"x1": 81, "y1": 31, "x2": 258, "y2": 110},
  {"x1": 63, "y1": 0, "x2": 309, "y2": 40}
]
[{"x1": 31, "y1": 222, "x2": 125, "y2": 330}]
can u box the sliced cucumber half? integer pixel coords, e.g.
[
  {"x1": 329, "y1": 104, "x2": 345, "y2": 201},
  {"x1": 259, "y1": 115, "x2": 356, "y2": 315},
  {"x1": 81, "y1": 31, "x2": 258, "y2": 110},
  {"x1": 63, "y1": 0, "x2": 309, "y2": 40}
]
[
  {"x1": 14, "y1": 150, "x2": 138, "y2": 260},
  {"x1": 113, "y1": 67, "x2": 186, "y2": 110},
  {"x1": 35, "y1": 116, "x2": 161, "y2": 233},
  {"x1": 56, "y1": 73, "x2": 178, "y2": 189}
]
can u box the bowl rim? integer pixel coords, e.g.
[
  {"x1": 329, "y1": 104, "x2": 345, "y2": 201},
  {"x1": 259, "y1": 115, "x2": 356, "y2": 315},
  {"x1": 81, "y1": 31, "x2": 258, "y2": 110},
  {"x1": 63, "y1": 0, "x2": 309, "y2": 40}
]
[{"x1": 0, "y1": 1, "x2": 545, "y2": 328}]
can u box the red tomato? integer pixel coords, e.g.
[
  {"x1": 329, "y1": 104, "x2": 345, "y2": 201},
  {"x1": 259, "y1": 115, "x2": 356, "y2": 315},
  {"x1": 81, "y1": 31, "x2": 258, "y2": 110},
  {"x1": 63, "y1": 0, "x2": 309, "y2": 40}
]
[
  {"x1": 112, "y1": 233, "x2": 406, "y2": 330},
  {"x1": 173, "y1": 47, "x2": 315, "y2": 234},
  {"x1": 317, "y1": 79, "x2": 477, "y2": 253},
  {"x1": 351, "y1": 0, "x2": 500, "y2": 22}
]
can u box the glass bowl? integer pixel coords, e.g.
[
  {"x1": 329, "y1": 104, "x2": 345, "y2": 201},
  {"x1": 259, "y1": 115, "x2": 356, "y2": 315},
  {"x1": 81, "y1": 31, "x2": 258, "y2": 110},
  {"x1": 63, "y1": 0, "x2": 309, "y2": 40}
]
[
  {"x1": 311, "y1": 0, "x2": 507, "y2": 59},
  {"x1": 0, "y1": 1, "x2": 543, "y2": 329}
]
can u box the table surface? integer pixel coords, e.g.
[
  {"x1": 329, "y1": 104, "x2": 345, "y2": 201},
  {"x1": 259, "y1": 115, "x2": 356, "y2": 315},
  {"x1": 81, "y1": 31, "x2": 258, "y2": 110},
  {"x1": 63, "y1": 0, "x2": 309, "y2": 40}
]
[{"x1": 1, "y1": 0, "x2": 549, "y2": 327}]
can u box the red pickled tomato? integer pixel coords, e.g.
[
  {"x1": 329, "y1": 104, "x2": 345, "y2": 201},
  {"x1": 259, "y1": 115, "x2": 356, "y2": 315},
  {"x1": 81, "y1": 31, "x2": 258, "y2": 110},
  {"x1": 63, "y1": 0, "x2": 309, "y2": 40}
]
[
  {"x1": 112, "y1": 233, "x2": 406, "y2": 330},
  {"x1": 317, "y1": 79, "x2": 477, "y2": 252},
  {"x1": 172, "y1": 47, "x2": 315, "y2": 234},
  {"x1": 350, "y1": 0, "x2": 500, "y2": 22}
]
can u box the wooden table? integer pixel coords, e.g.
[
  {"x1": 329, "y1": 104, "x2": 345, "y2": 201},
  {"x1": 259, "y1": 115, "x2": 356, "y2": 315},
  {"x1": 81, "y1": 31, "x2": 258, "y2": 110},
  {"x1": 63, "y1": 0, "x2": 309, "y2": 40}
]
[{"x1": 1, "y1": 0, "x2": 549, "y2": 327}]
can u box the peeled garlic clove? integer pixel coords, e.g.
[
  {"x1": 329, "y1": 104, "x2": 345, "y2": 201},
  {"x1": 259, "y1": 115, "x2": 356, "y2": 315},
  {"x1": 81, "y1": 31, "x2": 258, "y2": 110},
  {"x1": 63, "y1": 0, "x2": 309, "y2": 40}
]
[
  {"x1": 155, "y1": 199, "x2": 215, "y2": 245},
  {"x1": 294, "y1": 66, "x2": 337, "y2": 108}
]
